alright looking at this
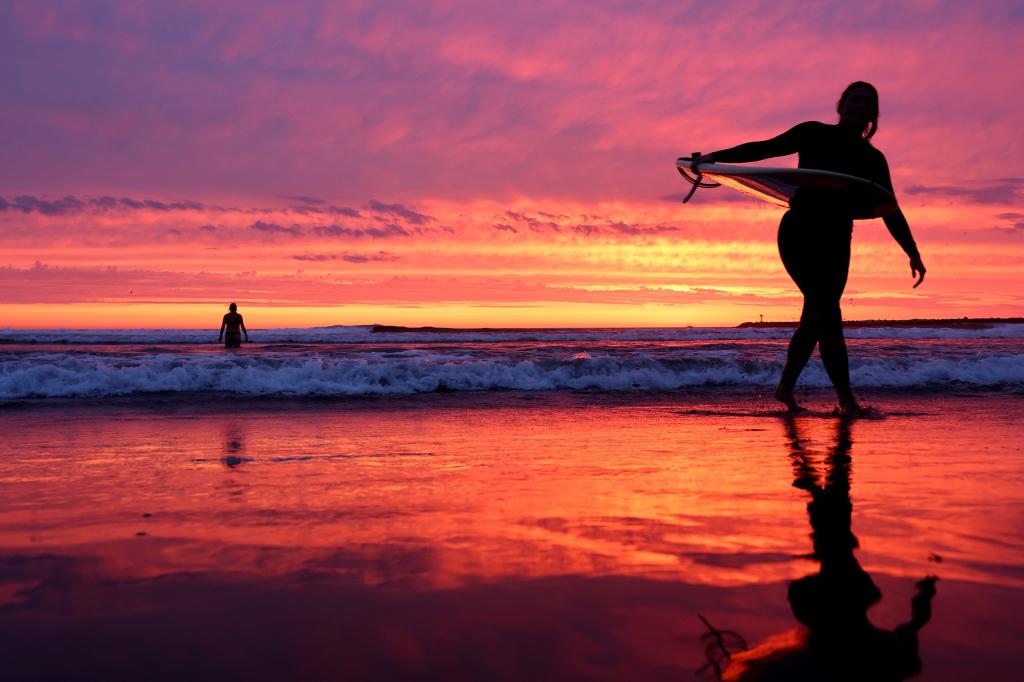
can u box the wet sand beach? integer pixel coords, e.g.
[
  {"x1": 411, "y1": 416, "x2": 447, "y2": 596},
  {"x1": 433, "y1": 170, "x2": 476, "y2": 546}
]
[{"x1": 1, "y1": 391, "x2": 1022, "y2": 680}]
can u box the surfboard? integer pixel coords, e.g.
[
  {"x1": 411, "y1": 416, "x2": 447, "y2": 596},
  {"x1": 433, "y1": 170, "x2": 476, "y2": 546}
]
[{"x1": 676, "y1": 156, "x2": 897, "y2": 219}]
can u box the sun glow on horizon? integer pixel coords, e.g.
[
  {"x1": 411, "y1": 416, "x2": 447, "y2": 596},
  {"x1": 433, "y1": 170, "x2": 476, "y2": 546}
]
[{"x1": 3, "y1": 193, "x2": 1022, "y2": 329}]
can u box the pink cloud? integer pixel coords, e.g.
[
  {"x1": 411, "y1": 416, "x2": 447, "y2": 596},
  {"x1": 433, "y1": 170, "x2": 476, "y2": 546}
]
[
  {"x1": 1, "y1": 1, "x2": 1019, "y2": 203},
  {"x1": 1, "y1": 2, "x2": 1022, "y2": 323}
]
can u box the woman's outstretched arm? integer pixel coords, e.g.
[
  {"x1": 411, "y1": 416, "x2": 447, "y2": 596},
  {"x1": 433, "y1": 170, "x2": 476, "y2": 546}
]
[{"x1": 698, "y1": 121, "x2": 815, "y2": 165}]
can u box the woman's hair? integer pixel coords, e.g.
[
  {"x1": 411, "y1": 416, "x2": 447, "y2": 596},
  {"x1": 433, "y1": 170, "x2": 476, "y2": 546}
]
[
  {"x1": 837, "y1": 81, "x2": 879, "y2": 140},
  {"x1": 229, "y1": 302, "x2": 237, "y2": 312}
]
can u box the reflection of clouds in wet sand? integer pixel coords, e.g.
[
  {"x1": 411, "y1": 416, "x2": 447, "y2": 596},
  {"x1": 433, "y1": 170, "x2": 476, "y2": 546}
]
[
  {"x1": 2, "y1": 396, "x2": 1021, "y2": 680},
  {"x1": 713, "y1": 417, "x2": 938, "y2": 681},
  {"x1": 0, "y1": 545, "x2": 750, "y2": 680}
]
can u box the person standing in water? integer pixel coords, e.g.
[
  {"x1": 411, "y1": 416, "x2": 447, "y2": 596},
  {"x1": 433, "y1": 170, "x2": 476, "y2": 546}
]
[
  {"x1": 218, "y1": 302, "x2": 249, "y2": 348},
  {"x1": 695, "y1": 82, "x2": 926, "y2": 415}
]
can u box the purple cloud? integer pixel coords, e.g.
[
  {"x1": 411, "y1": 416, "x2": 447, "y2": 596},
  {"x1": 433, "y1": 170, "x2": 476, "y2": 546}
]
[
  {"x1": 607, "y1": 221, "x2": 678, "y2": 236},
  {"x1": 0, "y1": 195, "x2": 86, "y2": 215},
  {"x1": 504, "y1": 211, "x2": 559, "y2": 232},
  {"x1": 251, "y1": 220, "x2": 303, "y2": 236},
  {"x1": 292, "y1": 251, "x2": 398, "y2": 263},
  {"x1": 366, "y1": 199, "x2": 434, "y2": 225},
  {"x1": 0, "y1": 1, "x2": 1019, "y2": 204},
  {"x1": 287, "y1": 203, "x2": 362, "y2": 217},
  {"x1": 283, "y1": 195, "x2": 327, "y2": 205},
  {"x1": 904, "y1": 181, "x2": 1023, "y2": 205},
  {"x1": 0, "y1": 194, "x2": 208, "y2": 215},
  {"x1": 311, "y1": 223, "x2": 409, "y2": 238}
]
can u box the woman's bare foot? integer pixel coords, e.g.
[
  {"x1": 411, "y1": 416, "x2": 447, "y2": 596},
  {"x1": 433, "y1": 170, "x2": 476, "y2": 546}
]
[
  {"x1": 836, "y1": 395, "x2": 867, "y2": 417},
  {"x1": 774, "y1": 384, "x2": 805, "y2": 412}
]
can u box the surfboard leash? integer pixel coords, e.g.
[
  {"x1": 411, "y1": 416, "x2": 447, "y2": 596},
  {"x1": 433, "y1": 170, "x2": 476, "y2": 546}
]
[{"x1": 678, "y1": 151, "x2": 721, "y2": 203}]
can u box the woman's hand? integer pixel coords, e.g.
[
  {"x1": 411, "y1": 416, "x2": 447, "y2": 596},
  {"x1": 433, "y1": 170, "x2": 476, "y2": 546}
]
[
  {"x1": 694, "y1": 153, "x2": 716, "y2": 168},
  {"x1": 910, "y1": 254, "x2": 926, "y2": 288}
]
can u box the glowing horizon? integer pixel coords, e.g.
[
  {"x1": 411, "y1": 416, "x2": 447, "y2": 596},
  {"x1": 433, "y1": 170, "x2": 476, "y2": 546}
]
[{"x1": 2, "y1": 2, "x2": 1022, "y2": 328}]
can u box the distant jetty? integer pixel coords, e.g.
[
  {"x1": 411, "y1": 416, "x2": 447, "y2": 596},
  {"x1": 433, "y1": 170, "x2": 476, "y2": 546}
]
[
  {"x1": 371, "y1": 325, "x2": 548, "y2": 333},
  {"x1": 738, "y1": 317, "x2": 1024, "y2": 330}
]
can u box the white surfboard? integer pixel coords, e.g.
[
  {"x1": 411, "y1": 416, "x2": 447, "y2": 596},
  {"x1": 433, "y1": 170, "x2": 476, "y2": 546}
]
[{"x1": 676, "y1": 157, "x2": 897, "y2": 219}]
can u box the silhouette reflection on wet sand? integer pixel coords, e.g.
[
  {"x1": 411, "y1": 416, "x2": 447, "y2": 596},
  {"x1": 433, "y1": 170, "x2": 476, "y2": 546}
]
[
  {"x1": 222, "y1": 422, "x2": 247, "y2": 468},
  {"x1": 706, "y1": 416, "x2": 938, "y2": 681}
]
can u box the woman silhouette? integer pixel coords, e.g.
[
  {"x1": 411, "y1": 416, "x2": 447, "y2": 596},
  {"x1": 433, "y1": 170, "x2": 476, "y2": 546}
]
[{"x1": 697, "y1": 82, "x2": 926, "y2": 415}]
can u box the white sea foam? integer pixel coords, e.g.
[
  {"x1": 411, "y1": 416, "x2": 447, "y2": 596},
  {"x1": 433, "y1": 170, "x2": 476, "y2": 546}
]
[{"x1": 2, "y1": 342, "x2": 1022, "y2": 399}]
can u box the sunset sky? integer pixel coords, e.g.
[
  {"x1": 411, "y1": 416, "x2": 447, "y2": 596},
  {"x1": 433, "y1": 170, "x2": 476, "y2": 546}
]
[{"x1": 2, "y1": 1, "x2": 1022, "y2": 328}]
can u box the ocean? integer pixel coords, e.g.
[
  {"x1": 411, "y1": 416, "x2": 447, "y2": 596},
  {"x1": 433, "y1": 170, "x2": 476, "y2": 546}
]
[
  {"x1": 2, "y1": 324, "x2": 1023, "y2": 401},
  {"x1": 1, "y1": 324, "x2": 1023, "y2": 680}
]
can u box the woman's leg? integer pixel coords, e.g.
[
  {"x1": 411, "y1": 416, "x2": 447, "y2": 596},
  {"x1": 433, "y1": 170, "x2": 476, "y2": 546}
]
[
  {"x1": 813, "y1": 224, "x2": 857, "y2": 411},
  {"x1": 815, "y1": 296, "x2": 853, "y2": 401},
  {"x1": 775, "y1": 211, "x2": 816, "y2": 409},
  {"x1": 802, "y1": 289, "x2": 860, "y2": 411},
  {"x1": 776, "y1": 211, "x2": 857, "y2": 410},
  {"x1": 775, "y1": 307, "x2": 818, "y2": 409}
]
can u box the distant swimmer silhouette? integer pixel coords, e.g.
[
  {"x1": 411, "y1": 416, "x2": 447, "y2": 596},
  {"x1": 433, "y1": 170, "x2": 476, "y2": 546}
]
[
  {"x1": 218, "y1": 302, "x2": 249, "y2": 348},
  {"x1": 694, "y1": 82, "x2": 926, "y2": 415}
]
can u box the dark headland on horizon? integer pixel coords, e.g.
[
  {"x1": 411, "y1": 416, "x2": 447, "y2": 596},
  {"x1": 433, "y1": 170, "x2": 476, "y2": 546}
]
[
  {"x1": 368, "y1": 318, "x2": 1024, "y2": 333},
  {"x1": 737, "y1": 317, "x2": 1024, "y2": 330}
]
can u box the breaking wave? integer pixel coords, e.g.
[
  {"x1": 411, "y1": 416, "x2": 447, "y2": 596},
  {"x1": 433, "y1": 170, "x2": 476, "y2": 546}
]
[{"x1": 2, "y1": 341, "x2": 1022, "y2": 399}]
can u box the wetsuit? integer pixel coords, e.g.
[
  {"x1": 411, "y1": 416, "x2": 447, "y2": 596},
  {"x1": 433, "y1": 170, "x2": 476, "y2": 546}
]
[
  {"x1": 711, "y1": 122, "x2": 920, "y2": 396},
  {"x1": 222, "y1": 312, "x2": 245, "y2": 348}
]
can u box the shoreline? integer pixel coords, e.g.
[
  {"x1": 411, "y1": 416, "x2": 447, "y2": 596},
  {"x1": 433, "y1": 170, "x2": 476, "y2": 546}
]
[{"x1": 2, "y1": 385, "x2": 1019, "y2": 414}]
